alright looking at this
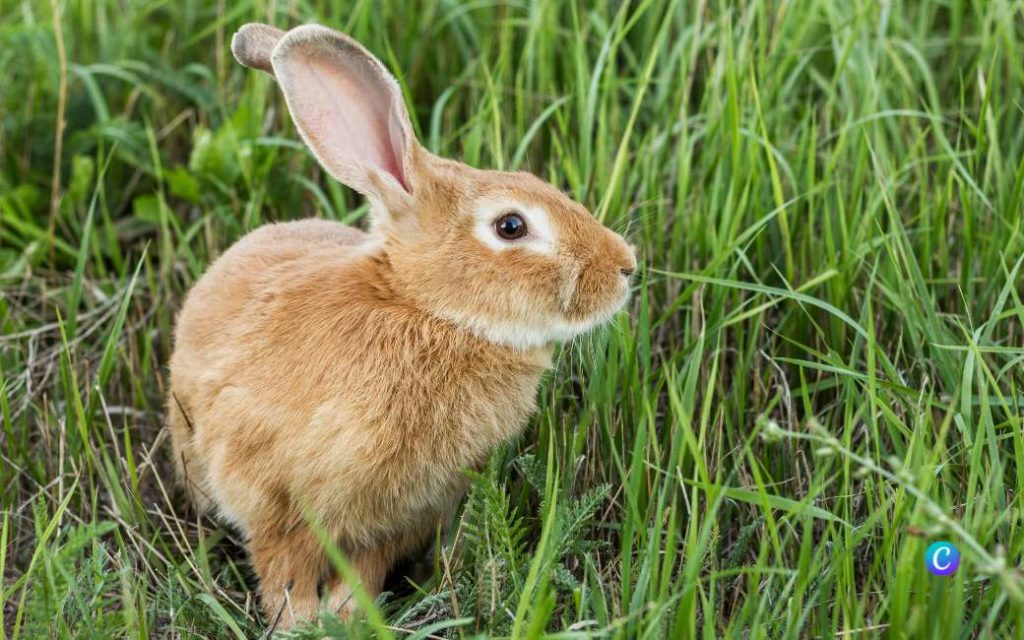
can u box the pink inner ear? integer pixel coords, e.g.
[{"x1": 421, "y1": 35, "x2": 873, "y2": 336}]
[
  {"x1": 278, "y1": 41, "x2": 409, "y2": 193},
  {"x1": 387, "y1": 103, "x2": 410, "y2": 191}
]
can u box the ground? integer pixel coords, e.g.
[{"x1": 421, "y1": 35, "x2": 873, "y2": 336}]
[{"x1": 2, "y1": 1, "x2": 1024, "y2": 638}]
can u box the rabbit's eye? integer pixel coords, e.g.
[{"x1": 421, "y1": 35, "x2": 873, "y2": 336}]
[{"x1": 495, "y1": 212, "x2": 527, "y2": 240}]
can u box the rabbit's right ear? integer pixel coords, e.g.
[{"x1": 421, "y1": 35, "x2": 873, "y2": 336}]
[{"x1": 270, "y1": 25, "x2": 420, "y2": 205}]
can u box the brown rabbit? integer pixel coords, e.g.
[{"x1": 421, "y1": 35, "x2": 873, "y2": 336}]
[{"x1": 168, "y1": 22, "x2": 637, "y2": 629}]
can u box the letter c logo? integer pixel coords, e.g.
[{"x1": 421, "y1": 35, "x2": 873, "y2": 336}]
[{"x1": 925, "y1": 542, "x2": 959, "y2": 576}]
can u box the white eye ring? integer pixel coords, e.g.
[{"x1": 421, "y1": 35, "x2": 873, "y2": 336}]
[{"x1": 472, "y1": 199, "x2": 557, "y2": 255}]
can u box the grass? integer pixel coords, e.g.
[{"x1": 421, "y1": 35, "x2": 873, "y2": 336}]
[{"x1": 2, "y1": 0, "x2": 1024, "y2": 637}]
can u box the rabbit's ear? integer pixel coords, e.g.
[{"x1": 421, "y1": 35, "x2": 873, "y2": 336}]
[
  {"x1": 271, "y1": 25, "x2": 418, "y2": 201},
  {"x1": 231, "y1": 23, "x2": 285, "y2": 75}
]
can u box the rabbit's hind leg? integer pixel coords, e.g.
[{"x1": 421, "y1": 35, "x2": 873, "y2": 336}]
[{"x1": 251, "y1": 523, "x2": 325, "y2": 630}]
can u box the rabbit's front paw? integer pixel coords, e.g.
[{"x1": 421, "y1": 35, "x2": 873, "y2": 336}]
[{"x1": 323, "y1": 545, "x2": 392, "y2": 620}]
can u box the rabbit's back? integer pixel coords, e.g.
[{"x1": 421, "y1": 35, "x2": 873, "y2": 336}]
[{"x1": 170, "y1": 218, "x2": 368, "y2": 372}]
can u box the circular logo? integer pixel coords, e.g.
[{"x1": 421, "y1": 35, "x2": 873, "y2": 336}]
[{"x1": 924, "y1": 541, "x2": 960, "y2": 576}]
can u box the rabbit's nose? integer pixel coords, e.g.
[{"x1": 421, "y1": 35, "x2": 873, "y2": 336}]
[{"x1": 620, "y1": 266, "x2": 635, "y2": 277}]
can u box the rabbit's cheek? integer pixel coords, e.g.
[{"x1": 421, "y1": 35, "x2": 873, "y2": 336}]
[{"x1": 557, "y1": 262, "x2": 582, "y2": 312}]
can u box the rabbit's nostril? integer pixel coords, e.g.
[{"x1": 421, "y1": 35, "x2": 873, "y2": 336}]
[{"x1": 620, "y1": 267, "x2": 634, "y2": 277}]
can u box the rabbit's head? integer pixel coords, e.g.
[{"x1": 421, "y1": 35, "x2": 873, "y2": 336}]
[{"x1": 233, "y1": 23, "x2": 637, "y2": 349}]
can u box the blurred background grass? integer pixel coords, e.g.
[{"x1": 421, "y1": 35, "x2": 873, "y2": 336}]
[{"x1": 2, "y1": 0, "x2": 1024, "y2": 638}]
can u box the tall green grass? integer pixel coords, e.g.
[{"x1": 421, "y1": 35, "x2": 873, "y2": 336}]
[{"x1": 2, "y1": 0, "x2": 1023, "y2": 637}]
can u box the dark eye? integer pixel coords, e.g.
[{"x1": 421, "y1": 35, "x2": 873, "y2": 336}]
[{"x1": 495, "y1": 212, "x2": 527, "y2": 240}]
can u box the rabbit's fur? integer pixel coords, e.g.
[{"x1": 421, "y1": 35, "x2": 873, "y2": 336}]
[{"x1": 168, "y1": 23, "x2": 636, "y2": 629}]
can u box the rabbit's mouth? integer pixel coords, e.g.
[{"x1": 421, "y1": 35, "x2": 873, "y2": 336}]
[{"x1": 558, "y1": 284, "x2": 632, "y2": 337}]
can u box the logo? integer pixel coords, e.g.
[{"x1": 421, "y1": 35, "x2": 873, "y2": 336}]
[{"x1": 924, "y1": 541, "x2": 959, "y2": 576}]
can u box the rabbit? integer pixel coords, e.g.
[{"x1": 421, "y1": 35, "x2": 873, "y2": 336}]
[{"x1": 167, "y1": 22, "x2": 637, "y2": 629}]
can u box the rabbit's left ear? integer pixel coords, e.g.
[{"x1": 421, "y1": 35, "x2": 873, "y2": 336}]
[
  {"x1": 231, "y1": 23, "x2": 284, "y2": 75},
  {"x1": 269, "y1": 25, "x2": 418, "y2": 202}
]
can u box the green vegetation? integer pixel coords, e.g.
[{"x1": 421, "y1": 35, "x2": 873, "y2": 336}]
[{"x1": 3, "y1": 0, "x2": 1024, "y2": 637}]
